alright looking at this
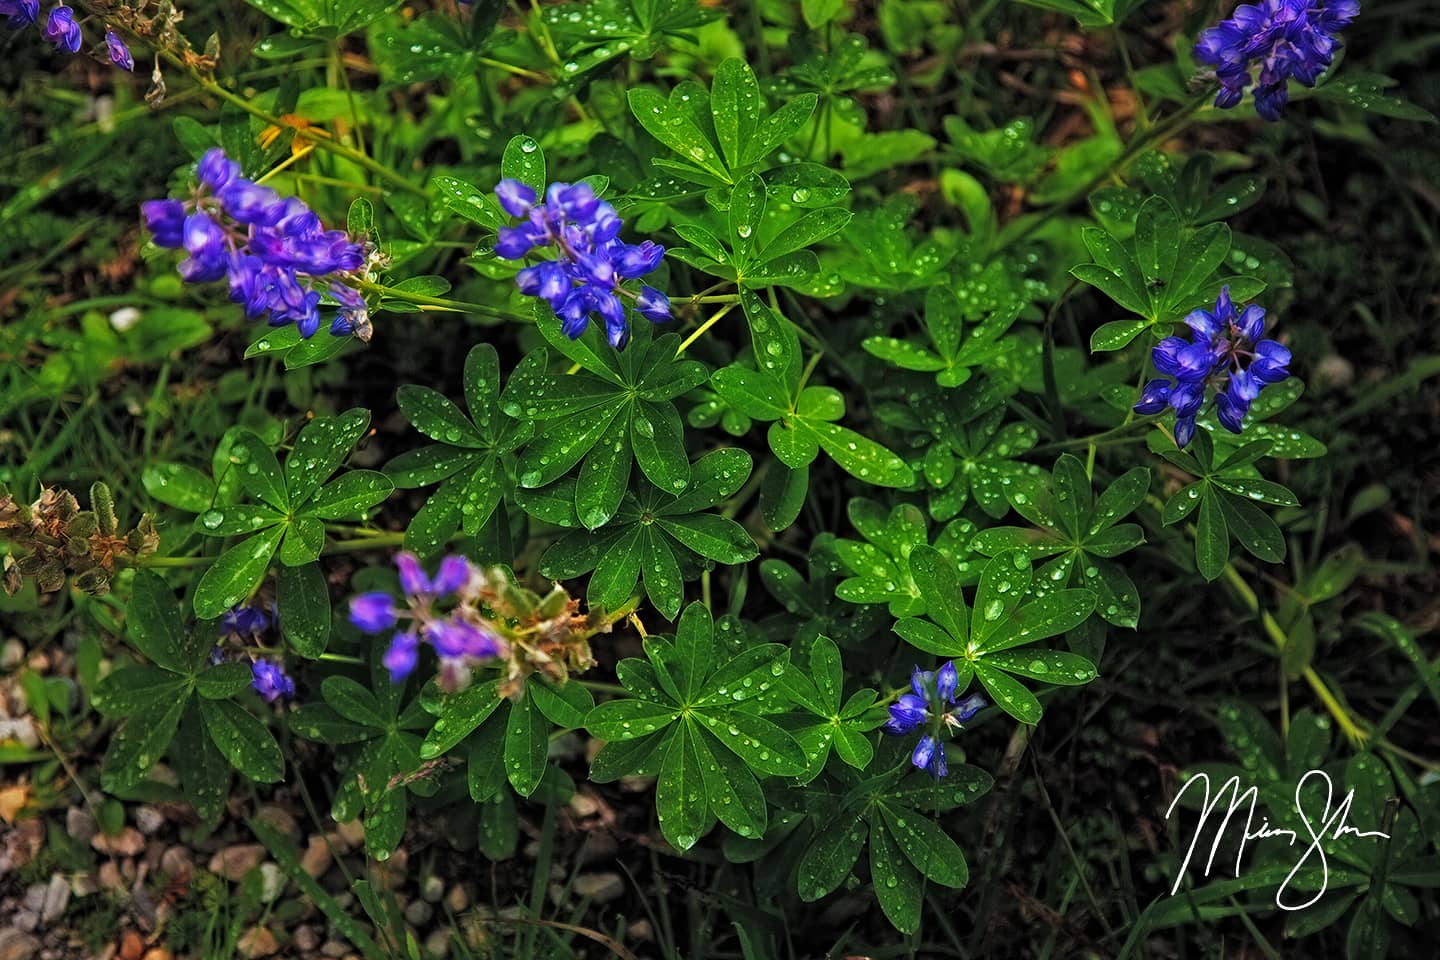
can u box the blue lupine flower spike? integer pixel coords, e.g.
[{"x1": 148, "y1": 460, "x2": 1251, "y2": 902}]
[
  {"x1": 105, "y1": 30, "x2": 133, "y2": 71},
  {"x1": 1134, "y1": 286, "x2": 1291, "y2": 447},
  {"x1": 882, "y1": 661, "x2": 986, "y2": 779},
  {"x1": 493, "y1": 178, "x2": 671, "y2": 350},
  {"x1": 1195, "y1": 0, "x2": 1359, "y2": 121},
  {"x1": 142, "y1": 149, "x2": 371, "y2": 340}
]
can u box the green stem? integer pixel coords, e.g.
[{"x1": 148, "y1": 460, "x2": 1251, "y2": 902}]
[
  {"x1": 325, "y1": 532, "x2": 406, "y2": 553},
  {"x1": 355, "y1": 280, "x2": 528, "y2": 322}
]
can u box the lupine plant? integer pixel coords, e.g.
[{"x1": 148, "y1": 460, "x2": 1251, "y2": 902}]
[{"x1": 3, "y1": 0, "x2": 1437, "y2": 956}]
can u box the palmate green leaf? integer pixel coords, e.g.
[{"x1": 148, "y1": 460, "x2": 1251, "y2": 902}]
[
  {"x1": 306, "y1": 471, "x2": 392, "y2": 520},
  {"x1": 431, "y1": 175, "x2": 504, "y2": 229},
  {"x1": 466, "y1": 709, "x2": 508, "y2": 803},
  {"x1": 1195, "y1": 487, "x2": 1230, "y2": 581},
  {"x1": 740, "y1": 287, "x2": 802, "y2": 387},
  {"x1": 199, "y1": 698, "x2": 284, "y2": 782},
  {"x1": 1217, "y1": 489, "x2": 1286, "y2": 563},
  {"x1": 869, "y1": 808, "x2": 924, "y2": 934},
  {"x1": 806, "y1": 420, "x2": 914, "y2": 488},
  {"x1": 880, "y1": 803, "x2": 969, "y2": 888},
  {"x1": 692, "y1": 723, "x2": 767, "y2": 839},
  {"x1": 576, "y1": 430, "x2": 631, "y2": 531},
  {"x1": 974, "y1": 662, "x2": 1043, "y2": 724},
  {"x1": 518, "y1": 404, "x2": 625, "y2": 488},
  {"x1": 500, "y1": 134, "x2": 546, "y2": 193},
  {"x1": 629, "y1": 87, "x2": 730, "y2": 183},
  {"x1": 504, "y1": 687, "x2": 549, "y2": 797},
  {"x1": 126, "y1": 570, "x2": 197, "y2": 674},
  {"x1": 172, "y1": 703, "x2": 229, "y2": 823},
  {"x1": 760, "y1": 463, "x2": 807, "y2": 532},
  {"x1": 276, "y1": 562, "x2": 330, "y2": 658},
  {"x1": 1088, "y1": 316, "x2": 1150, "y2": 352},
  {"x1": 100, "y1": 694, "x2": 189, "y2": 792},
  {"x1": 193, "y1": 525, "x2": 285, "y2": 619},
  {"x1": 656, "y1": 724, "x2": 708, "y2": 850},
  {"x1": 711, "y1": 59, "x2": 763, "y2": 172},
  {"x1": 397, "y1": 386, "x2": 486, "y2": 448},
  {"x1": 228, "y1": 430, "x2": 289, "y2": 511},
  {"x1": 194, "y1": 503, "x2": 285, "y2": 537},
  {"x1": 797, "y1": 810, "x2": 867, "y2": 900},
  {"x1": 632, "y1": 400, "x2": 691, "y2": 494},
  {"x1": 279, "y1": 516, "x2": 325, "y2": 566},
  {"x1": 419, "y1": 679, "x2": 502, "y2": 759},
  {"x1": 285, "y1": 410, "x2": 369, "y2": 506},
  {"x1": 529, "y1": 678, "x2": 594, "y2": 730},
  {"x1": 93, "y1": 665, "x2": 187, "y2": 717},
  {"x1": 142, "y1": 462, "x2": 216, "y2": 513},
  {"x1": 658, "y1": 513, "x2": 758, "y2": 565},
  {"x1": 195, "y1": 662, "x2": 254, "y2": 699}
]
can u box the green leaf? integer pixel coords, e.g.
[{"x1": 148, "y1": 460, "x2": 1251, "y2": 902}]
[
  {"x1": 881, "y1": 804, "x2": 969, "y2": 887},
  {"x1": 101, "y1": 695, "x2": 188, "y2": 792},
  {"x1": 894, "y1": 617, "x2": 965, "y2": 657},
  {"x1": 276, "y1": 562, "x2": 330, "y2": 658},
  {"x1": 142, "y1": 462, "x2": 216, "y2": 512},
  {"x1": 504, "y1": 687, "x2": 548, "y2": 797},
  {"x1": 798, "y1": 811, "x2": 867, "y2": 900},
  {"x1": 629, "y1": 87, "x2": 729, "y2": 182},
  {"x1": 585, "y1": 698, "x2": 679, "y2": 741},
  {"x1": 306, "y1": 471, "x2": 393, "y2": 520},
  {"x1": 658, "y1": 514, "x2": 758, "y2": 564},
  {"x1": 322, "y1": 676, "x2": 387, "y2": 728},
  {"x1": 192, "y1": 525, "x2": 285, "y2": 620},
  {"x1": 693, "y1": 725, "x2": 767, "y2": 839},
  {"x1": 431, "y1": 175, "x2": 503, "y2": 229},
  {"x1": 655, "y1": 725, "x2": 707, "y2": 850},
  {"x1": 126, "y1": 570, "x2": 191, "y2": 674},
  {"x1": 200, "y1": 698, "x2": 285, "y2": 782},
  {"x1": 983, "y1": 649, "x2": 1097, "y2": 684},
  {"x1": 908, "y1": 545, "x2": 969, "y2": 641},
  {"x1": 1195, "y1": 488, "x2": 1230, "y2": 581},
  {"x1": 93, "y1": 666, "x2": 186, "y2": 717},
  {"x1": 807, "y1": 420, "x2": 914, "y2": 487},
  {"x1": 758, "y1": 208, "x2": 853, "y2": 263},
  {"x1": 228, "y1": 430, "x2": 290, "y2": 510},
  {"x1": 196, "y1": 662, "x2": 255, "y2": 699},
  {"x1": 760, "y1": 463, "x2": 807, "y2": 532},
  {"x1": 419, "y1": 680, "x2": 502, "y2": 759},
  {"x1": 694, "y1": 709, "x2": 807, "y2": 776},
  {"x1": 279, "y1": 516, "x2": 325, "y2": 566},
  {"x1": 173, "y1": 703, "x2": 229, "y2": 822},
  {"x1": 529, "y1": 679, "x2": 594, "y2": 730},
  {"x1": 1088, "y1": 316, "x2": 1150, "y2": 352},
  {"x1": 869, "y1": 809, "x2": 924, "y2": 934},
  {"x1": 574, "y1": 430, "x2": 631, "y2": 532},
  {"x1": 711, "y1": 365, "x2": 788, "y2": 420},
  {"x1": 1134, "y1": 196, "x2": 1181, "y2": 293},
  {"x1": 1217, "y1": 490, "x2": 1285, "y2": 563},
  {"x1": 711, "y1": 58, "x2": 762, "y2": 172},
  {"x1": 193, "y1": 503, "x2": 285, "y2": 537},
  {"x1": 397, "y1": 385, "x2": 485, "y2": 448},
  {"x1": 286, "y1": 409, "x2": 370, "y2": 506},
  {"x1": 974, "y1": 663, "x2": 1043, "y2": 724},
  {"x1": 500, "y1": 134, "x2": 546, "y2": 192},
  {"x1": 740, "y1": 288, "x2": 802, "y2": 387},
  {"x1": 631, "y1": 401, "x2": 691, "y2": 494}
]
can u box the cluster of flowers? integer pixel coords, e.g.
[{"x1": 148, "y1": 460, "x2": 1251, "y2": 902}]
[
  {"x1": 1134, "y1": 287, "x2": 1291, "y2": 448},
  {"x1": 217, "y1": 603, "x2": 295, "y2": 703},
  {"x1": 143, "y1": 149, "x2": 370, "y2": 339},
  {"x1": 349, "y1": 553, "x2": 507, "y2": 689},
  {"x1": 493, "y1": 179, "x2": 671, "y2": 350},
  {"x1": 3, "y1": 2, "x2": 133, "y2": 68},
  {"x1": 1195, "y1": 0, "x2": 1359, "y2": 120},
  {"x1": 882, "y1": 663, "x2": 987, "y2": 779}
]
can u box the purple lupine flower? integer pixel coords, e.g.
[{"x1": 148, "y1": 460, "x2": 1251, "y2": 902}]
[
  {"x1": 1194, "y1": 0, "x2": 1360, "y2": 121},
  {"x1": 1, "y1": 0, "x2": 39, "y2": 29},
  {"x1": 882, "y1": 663, "x2": 986, "y2": 779},
  {"x1": 250, "y1": 660, "x2": 295, "y2": 702},
  {"x1": 1132, "y1": 286, "x2": 1291, "y2": 447},
  {"x1": 141, "y1": 148, "x2": 370, "y2": 340},
  {"x1": 221, "y1": 604, "x2": 272, "y2": 638},
  {"x1": 382, "y1": 631, "x2": 420, "y2": 683},
  {"x1": 43, "y1": 5, "x2": 81, "y2": 54},
  {"x1": 105, "y1": 30, "x2": 133, "y2": 71},
  {"x1": 349, "y1": 592, "x2": 397, "y2": 633},
  {"x1": 492, "y1": 178, "x2": 671, "y2": 350}
]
